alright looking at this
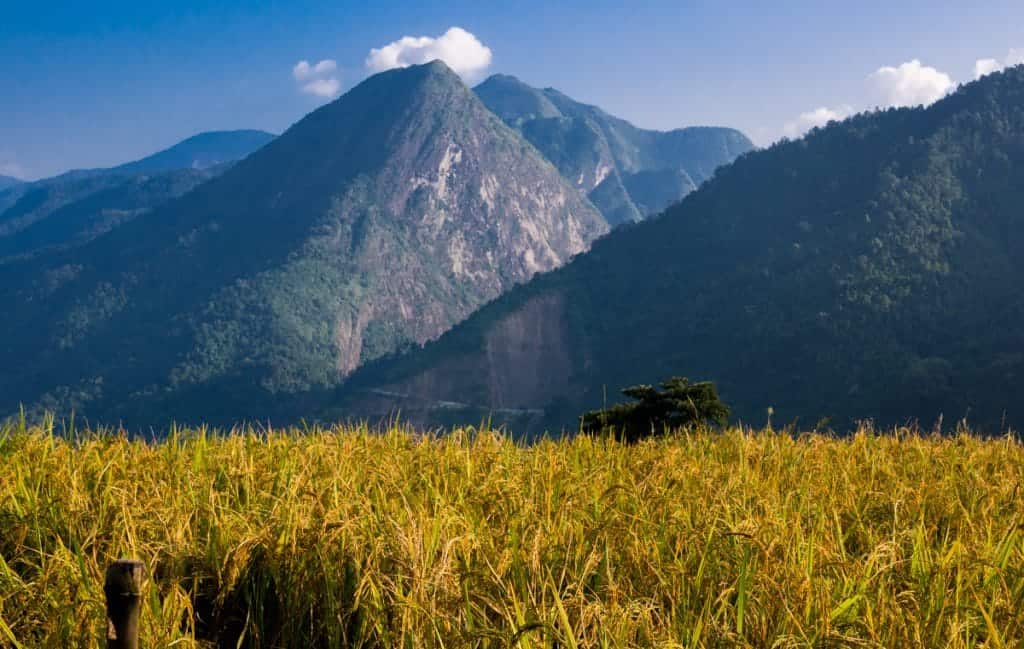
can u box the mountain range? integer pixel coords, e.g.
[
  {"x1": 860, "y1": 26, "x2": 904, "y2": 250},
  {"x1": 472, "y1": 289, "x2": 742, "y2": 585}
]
[
  {"x1": 19, "y1": 60, "x2": 1015, "y2": 434},
  {"x1": 0, "y1": 61, "x2": 632, "y2": 425},
  {"x1": 341, "y1": 65, "x2": 1024, "y2": 434},
  {"x1": 475, "y1": 74, "x2": 753, "y2": 224},
  {"x1": 0, "y1": 130, "x2": 275, "y2": 260},
  {"x1": 103, "y1": 129, "x2": 276, "y2": 175}
]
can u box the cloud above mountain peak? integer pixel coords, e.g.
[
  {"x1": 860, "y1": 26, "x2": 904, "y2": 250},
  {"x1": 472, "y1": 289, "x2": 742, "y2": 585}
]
[
  {"x1": 867, "y1": 59, "x2": 954, "y2": 108},
  {"x1": 292, "y1": 59, "x2": 341, "y2": 98},
  {"x1": 777, "y1": 57, "x2": 956, "y2": 143},
  {"x1": 974, "y1": 49, "x2": 1024, "y2": 79},
  {"x1": 365, "y1": 27, "x2": 492, "y2": 81},
  {"x1": 782, "y1": 105, "x2": 854, "y2": 138}
]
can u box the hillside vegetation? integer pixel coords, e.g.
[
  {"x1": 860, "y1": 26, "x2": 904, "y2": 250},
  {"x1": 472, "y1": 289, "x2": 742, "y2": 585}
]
[
  {"x1": 475, "y1": 74, "x2": 753, "y2": 224},
  {"x1": 348, "y1": 65, "x2": 1024, "y2": 433},
  {"x1": 1, "y1": 421, "x2": 1021, "y2": 647},
  {"x1": 0, "y1": 168, "x2": 222, "y2": 262},
  {"x1": 0, "y1": 130, "x2": 276, "y2": 260},
  {"x1": 0, "y1": 62, "x2": 607, "y2": 427}
]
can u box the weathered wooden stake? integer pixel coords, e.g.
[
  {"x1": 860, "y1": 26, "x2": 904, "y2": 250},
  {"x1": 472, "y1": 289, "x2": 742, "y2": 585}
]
[{"x1": 105, "y1": 560, "x2": 144, "y2": 649}]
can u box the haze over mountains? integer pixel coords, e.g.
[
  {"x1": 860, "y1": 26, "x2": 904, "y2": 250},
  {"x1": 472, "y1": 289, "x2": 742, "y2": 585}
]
[
  {"x1": 0, "y1": 130, "x2": 276, "y2": 259},
  {"x1": 475, "y1": 74, "x2": 753, "y2": 224},
  {"x1": 11, "y1": 58, "x2": 1021, "y2": 435},
  {"x1": 0, "y1": 61, "x2": 639, "y2": 425},
  {"x1": 102, "y1": 130, "x2": 276, "y2": 175},
  {"x1": 344, "y1": 66, "x2": 1024, "y2": 433}
]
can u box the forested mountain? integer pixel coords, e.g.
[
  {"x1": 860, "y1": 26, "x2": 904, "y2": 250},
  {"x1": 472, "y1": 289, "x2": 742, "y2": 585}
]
[
  {"x1": 0, "y1": 168, "x2": 220, "y2": 262},
  {"x1": 343, "y1": 65, "x2": 1024, "y2": 434},
  {"x1": 1, "y1": 61, "x2": 606, "y2": 426},
  {"x1": 0, "y1": 175, "x2": 21, "y2": 192},
  {"x1": 0, "y1": 130, "x2": 275, "y2": 258},
  {"x1": 474, "y1": 74, "x2": 753, "y2": 224},
  {"x1": 106, "y1": 130, "x2": 276, "y2": 174},
  {"x1": 45, "y1": 130, "x2": 276, "y2": 183}
]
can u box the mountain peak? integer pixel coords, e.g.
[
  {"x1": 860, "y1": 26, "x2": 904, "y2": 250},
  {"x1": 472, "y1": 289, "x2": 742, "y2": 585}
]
[
  {"x1": 108, "y1": 129, "x2": 276, "y2": 175},
  {"x1": 477, "y1": 73, "x2": 530, "y2": 89},
  {"x1": 0, "y1": 56, "x2": 608, "y2": 427},
  {"x1": 348, "y1": 66, "x2": 1024, "y2": 434},
  {"x1": 371, "y1": 59, "x2": 464, "y2": 88},
  {"x1": 316, "y1": 60, "x2": 471, "y2": 122},
  {"x1": 419, "y1": 59, "x2": 457, "y2": 74},
  {"x1": 473, "y1": 76, "x2": 753, "y2": 224},
  {"x1": 473, "y1": 74, "x2": 563, "y2": 124},
  {"x1": 173, "y1": 129, "x2": 277, "y2": 147}
]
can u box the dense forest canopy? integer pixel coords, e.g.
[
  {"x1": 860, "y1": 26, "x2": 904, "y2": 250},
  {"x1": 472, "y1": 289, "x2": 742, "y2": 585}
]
[
  {"x1": 343, "y1": 66, "x2": 1024, "y2": 434},
  {"x1": 0, "y1": 62, "x2": 609, "y2": 428}
]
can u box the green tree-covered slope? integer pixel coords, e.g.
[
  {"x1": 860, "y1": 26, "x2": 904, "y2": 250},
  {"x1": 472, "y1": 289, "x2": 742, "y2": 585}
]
[
  {"x1": 1, "y1": 61, "x2": 606, "y2": 427},
  {"x1": 0, "y1": 168, "x2": 222, "y2": 261},
  {"x1": 0, "y1": 130, "x2": 275, "y2": 255},
  {"x1": 345, "y1": 66, "x2": 1024, "y2": 433}
]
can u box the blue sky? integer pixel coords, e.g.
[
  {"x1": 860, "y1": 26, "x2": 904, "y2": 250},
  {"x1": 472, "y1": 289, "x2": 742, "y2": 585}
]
[{"x1": 2, "y1": 1, "x2": 1023, "y2": 179}]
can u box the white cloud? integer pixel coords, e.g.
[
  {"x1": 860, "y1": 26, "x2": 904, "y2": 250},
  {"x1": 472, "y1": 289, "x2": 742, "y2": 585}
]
[
  {"x1": 782, "y1": 105, "x2": 854, "y2": 138},
  {"x1": 974, "y1": 58, "x2": 1001, "y2": 80},
  {"x1": 974, "y1": 48, "x2": 1024, "y2": 79},
  {"x1": 867, "y1": 59, "x2": 954, "y2": 108},
  {"x1": 365, "y1": 27, "x2": 492, "y2": 81},
  {"x1": 293, "y1": 59, "x2": 337, "y2": 81},
  {"x1": 771, "y1": 48, "x2": 1022, "y2": 145},
  {"x1": 301, "y1": 78, "x2": 341, "y2": 98},
  {"x1": 291, "y1": 59, "x2": 341, "y2": 99}
]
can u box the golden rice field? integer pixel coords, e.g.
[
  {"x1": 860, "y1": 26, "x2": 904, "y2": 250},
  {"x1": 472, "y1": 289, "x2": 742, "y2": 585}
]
[{"x1": 0, "y1": 419, "x2": 1022, "y2": 648}]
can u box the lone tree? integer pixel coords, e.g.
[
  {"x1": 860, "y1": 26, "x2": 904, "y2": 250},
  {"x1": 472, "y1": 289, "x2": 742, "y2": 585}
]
[{"x1": 580, "y1": 376, "x2": 729, "y2": 442}]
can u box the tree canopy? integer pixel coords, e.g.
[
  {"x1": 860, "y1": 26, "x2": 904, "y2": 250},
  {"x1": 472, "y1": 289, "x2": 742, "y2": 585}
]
[{"x1": 580, "y1": 377, "x2": 730, "y2": 441}]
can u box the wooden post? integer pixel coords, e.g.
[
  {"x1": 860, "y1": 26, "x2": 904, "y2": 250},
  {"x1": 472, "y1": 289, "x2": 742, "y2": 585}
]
[{"x1": 105, "y1": 560, "x2": 144, "y2": 649}]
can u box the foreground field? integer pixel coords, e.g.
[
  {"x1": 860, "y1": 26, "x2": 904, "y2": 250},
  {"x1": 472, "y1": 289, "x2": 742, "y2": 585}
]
[{"x1": 0, "y1": 422, "x2": 1022, "y2": 648}]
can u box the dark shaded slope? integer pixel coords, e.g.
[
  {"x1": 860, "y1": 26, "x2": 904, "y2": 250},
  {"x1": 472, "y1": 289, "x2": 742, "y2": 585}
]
[
  {"x1": 0, "y1": 168, "x2": 220, "y2": 261},
  {"x1": 0, "y1": 130, "x2": 274, "y2": 258},
  {"x1": 345, "y1": 66, "x2": 1024, "y2": 434},
  {"x1": 1, "y1": 62, "x2": 606, "y2": 427}
]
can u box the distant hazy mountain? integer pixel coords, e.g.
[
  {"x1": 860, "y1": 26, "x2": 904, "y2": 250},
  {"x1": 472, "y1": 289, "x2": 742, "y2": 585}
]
[
  {"x1": 0, "y1": 61, "x2": 606, "y2": 427},
  {"x1": 0, "y1": 131, "x2": 274, "y2": 260},
  {"x1": 0, "y1": 175, "x2": 22, "y2": 192},
  {"x1": 0, "y1": 178, "x2": 25, "y2": 215},
  {"x1": 0, "y1": 168, "x2": 220, "y2": 262},
  {"x1": 46, "y1": 130, "x2": 275, "y2": 182},
  {"x1": 344, "y1": 65, "x2": 1024, "y2": 434},
  {"x1": 474, "y1": 74, "x2": 753, "y2": 224},
  {"x1": 108, "y1": 130, "x2": 276, "y2": 174}
]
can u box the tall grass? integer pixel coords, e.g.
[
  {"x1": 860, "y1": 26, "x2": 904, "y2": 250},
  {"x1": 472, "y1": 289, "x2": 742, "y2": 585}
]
[{"x1": 0, "y1": 420, "x2": 1021, "y2": 647}]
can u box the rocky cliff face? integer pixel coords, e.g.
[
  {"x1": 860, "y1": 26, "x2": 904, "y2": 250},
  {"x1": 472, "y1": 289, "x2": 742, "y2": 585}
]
[
  {"x1": 474, "y1": 74, "x2": 754, "y2": 224},
  {"x1": 342, "y1": 66, "x2": 1024, "y2": 435},
  {"x1": 343, "y1": 291, "x2": 573, "y2": 434},
  {"x1": 0, "y1": 61, "x2": 607, "y2": 427}
]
